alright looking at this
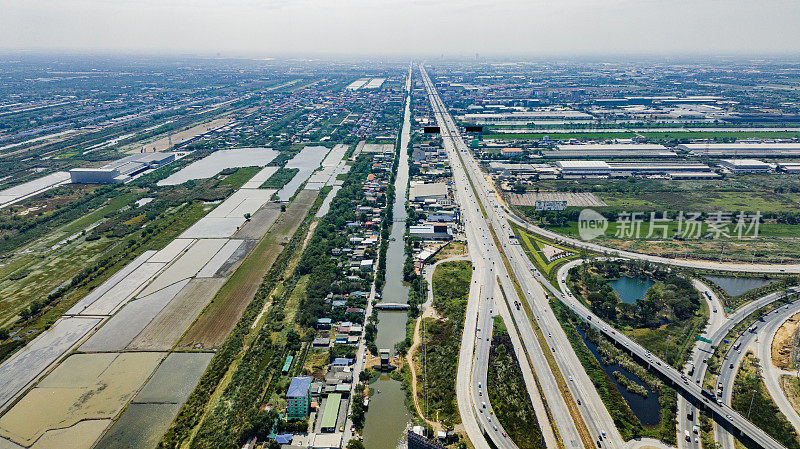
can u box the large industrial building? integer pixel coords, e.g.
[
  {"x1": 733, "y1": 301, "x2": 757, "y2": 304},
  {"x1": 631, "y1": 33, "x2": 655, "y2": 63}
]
[
  {"x1": 543, "y1": 143, "x2": 678, "y2": 159},
  {"x1": 679, "y1": 142, "x2": 800, "y2": 157},
  {"x1": 70, "y1": 152, "x2": 176, "y2": 184},
  {"x1": 556, "y1": 160, "x2": 719, "y2": 179},
  {"x1": 719, "y1": 159, "x2": 772, "y2": 173},
  {"x1": 461, "y1": 109, "x2": 593, "y2": 124},
  {"x1": 556, "y1": 160, "x2": 613, "y2": 177},
  {"x1": 779, "y1": 163, "x2": 800, "y2": 173},
  {"x1": 409, "y1": 181, "x2": 449, "y2": 203}
]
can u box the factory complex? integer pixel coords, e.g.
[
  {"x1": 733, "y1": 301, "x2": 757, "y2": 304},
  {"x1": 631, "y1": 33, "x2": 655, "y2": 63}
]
[{"x1": 69, "y1": 152, "x2": 179, "y2": 184}]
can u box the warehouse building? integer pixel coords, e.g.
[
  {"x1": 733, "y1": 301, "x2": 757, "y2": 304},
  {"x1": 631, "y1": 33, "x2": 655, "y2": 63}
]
[
  {"x1": 409, "y1": 224, "x2": 453, "y2": 241},
  {"x1": 605, "y1": 162, "x2": 713, "y2": 176},
  {"x1": 679, "y1": 142, "x2": 800, "y2": 157},
  {"x1": 70, "y1": 152, "x2": 177, "y2": 184},
  {"x1": 719, "y1": 159, "x2": 772, "y2": 173},
  {"x1": 501, "y1": 147, "x2": 524, "y2": 157},
  {"x1": 556, "y1": 160, "x2": 719, "y2": 179},
  {"x1": 488, "y1": 162, "x2": 555, "y2": 177},
  {"x1": 779, "y1": 163, "x2": 800, "y2": 173},
  {"x1": 556, "y1": 160, "x2": 611, "y2": 177},
  {"x1": 319, "y1": 393, "x2": 342, "y2": 432},
  {"x1": 69, "y1": 168, "x2": 125, "y2": 184},
  {"x1": 409, "y1": 181, "x2": 448, "y2": 202},
  {"x1": 543, "y1": 143, "x2": 677, "y2": 159}
]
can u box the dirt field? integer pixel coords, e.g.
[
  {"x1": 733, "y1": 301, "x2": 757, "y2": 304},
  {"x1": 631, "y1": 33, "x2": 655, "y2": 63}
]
[
  {"x1": 509, "y1": 191, "x2": 606, "y2": 207},
  {"x1": 93, "y1": 352, "x2": 213, "y2": 449},
  {"x1": 127, "y1": 278, "x2": 226, "y2": 351},
  {"x1": 139, "y1": 238, "x2": 225, "y2": 297},
  {"x1": 0, "y1": 352, "x2": 164, "y2": 447},
  {"x1": 780, "y1": 375, "x2": 800, "y2": 417},
  {"x1": 29, "y1": 419, "x2": 111, "y2": 449},
  {"x1": 177, "y1": 189, "x2": 318, "y2": 349},
  {"x1": 773, "y1": 311, "x2": 800, "y2": 370},
  {"x1": 79, "y1": 279, "x2": 189, "y2": 352},
  {"x1": 233, "y1": 202, "x2": 282, "y2": 240},
  {"x1": 126, "y1": 118, "x2": 232, "y2": 154}
]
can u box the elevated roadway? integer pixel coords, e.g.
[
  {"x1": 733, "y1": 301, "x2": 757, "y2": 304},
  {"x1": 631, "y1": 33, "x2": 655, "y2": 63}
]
[{"x1": 422, "y1": 64, "x2": 791, "y2": 449}]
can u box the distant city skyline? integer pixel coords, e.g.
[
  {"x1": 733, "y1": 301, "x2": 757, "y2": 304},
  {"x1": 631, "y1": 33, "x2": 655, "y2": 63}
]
[{"x1": 1, "y1": 0, "x2": 800, "y2": 56}]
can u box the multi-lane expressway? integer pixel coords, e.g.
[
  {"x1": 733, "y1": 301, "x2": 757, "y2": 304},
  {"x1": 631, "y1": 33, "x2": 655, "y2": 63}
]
[
  {"x1": 556, "y1": 259, "x2": 800, "y2": 449},
  {"x1": 503, "y1": 210, "x2": 800, "y2": 275},
  {"x1": 422, "y1": 62, "x2": 794, "y2": 449},
  {"x1": 715, "y1": 297, "x2": 800, "y2": 449},
  {"x1": 424, "y1": 64, "x2": 618, "y2": 449}
]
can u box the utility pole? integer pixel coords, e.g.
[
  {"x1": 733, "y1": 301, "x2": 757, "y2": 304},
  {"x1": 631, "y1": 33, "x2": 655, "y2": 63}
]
[
  {"x1": 747, "y1": 389, "x2": 757, "y2": 419},
  {"x1": 665, "y1": 335, "x2": 672, "y2": 364}
]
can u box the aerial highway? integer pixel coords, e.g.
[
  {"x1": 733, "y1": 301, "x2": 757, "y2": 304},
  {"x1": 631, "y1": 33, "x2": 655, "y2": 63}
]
[
  {"x1": 756, "y1": 302, "x2": 800, "y2": 436},
  {"x1": 422, "y1": 63, "x2": 792, "y2": 449},
  {"x1": 551, "y1": 261, "x2": 789, "y2": 449},
  {"x1": 715, "y1": 297, "x2": 800, "y2": 449},
  {"x1": 677, "y1": 280, "x2": 726, "y2": 449},
  {"x1": 424, "y1": 64, "x2": 614, "y2": 449},
  {"x1": 426, "y1": 68, "x2": 558, "y2": 449},
  {"x1": 502, "y1": 209, "x2": 800, "y2": 275}
]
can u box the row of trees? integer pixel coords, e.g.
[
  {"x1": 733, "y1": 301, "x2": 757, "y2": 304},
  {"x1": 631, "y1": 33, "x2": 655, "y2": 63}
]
[{"x1": 295, "y1": 155, "x2": 376, "y2": 328}]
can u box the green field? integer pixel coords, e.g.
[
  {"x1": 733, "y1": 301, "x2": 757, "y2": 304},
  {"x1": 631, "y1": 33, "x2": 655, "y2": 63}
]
[
  {"x1": 545, "y1": 220, "x2": 800, "y2": 239},
  {"x1": 512, "y1": 223, "x2": 579, "y2": 286},
  {"x1": 482, "y1": 130, "x2": 800, "y2": 142},
  {"x1": 484, "y1": 132, "x2": 635, "y2": 140},
  {"x1": 413, "y1": 260, "x2": 472, "y2": 426},
  {"x1": 262, "y1": 167, "x2": 300, "y2": 189},
  {"x1": 640, "y1": 131, "x2": 800, "y2": 141}
]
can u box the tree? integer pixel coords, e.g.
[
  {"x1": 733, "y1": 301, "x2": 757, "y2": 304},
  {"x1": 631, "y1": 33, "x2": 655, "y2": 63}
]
[{"x1": 347, "y1": 439, "x2": 365, "y2": 449}]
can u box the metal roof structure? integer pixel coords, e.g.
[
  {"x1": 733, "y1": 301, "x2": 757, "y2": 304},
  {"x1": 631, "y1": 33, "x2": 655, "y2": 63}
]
[{"x1": 286, "y1": 376, "x2": 312, "y2": 398}]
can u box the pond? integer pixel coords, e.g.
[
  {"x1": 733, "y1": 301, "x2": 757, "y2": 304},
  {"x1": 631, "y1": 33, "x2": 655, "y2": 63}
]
[
  {"x1": 705, "y1": 275, "x2": 776, "y2": 297},
  {"x1": 276, "y1": 145, "x2": 330, "y2": 201},
  {"x1": 157, "y1": 147, "x2": 277, "y2": 186},
  {"x1": 608, "y1": 276, "x2": 654, "y2": 304},
  {"x1": 576, "y1": 326, "x2": 661, "y2": 426}
]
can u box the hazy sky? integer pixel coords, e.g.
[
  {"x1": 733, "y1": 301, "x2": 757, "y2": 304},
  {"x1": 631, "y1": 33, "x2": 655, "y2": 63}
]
[{"x1": 1, "y1": 0, "x2": 799, "y2": 56}]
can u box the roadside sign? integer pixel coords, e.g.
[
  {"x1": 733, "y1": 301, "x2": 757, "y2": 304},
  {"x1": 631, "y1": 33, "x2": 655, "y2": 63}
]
[
  {"x1": 535, "y1": 200, "x2": 567, "y2": 211},
  {"x1": 695, "y1": 336, "x2": 712, "y2": 344}
]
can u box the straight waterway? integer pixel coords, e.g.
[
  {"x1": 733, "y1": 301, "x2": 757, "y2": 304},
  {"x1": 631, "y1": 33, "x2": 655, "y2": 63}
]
[{"x1": 362, "y1": 69, "x2": 412, "y2": 449}]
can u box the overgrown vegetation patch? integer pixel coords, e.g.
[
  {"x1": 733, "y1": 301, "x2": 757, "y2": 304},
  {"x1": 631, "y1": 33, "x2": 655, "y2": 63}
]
[
  {"x1": 413, "y1": 260, "x2": 471, "y2": 426},
  {"x1": 732, "y1": 351, "x2": 800, "y2": 449},
  {"x1": 487, "y1": 316, "x2": 546, "y2": 449}
]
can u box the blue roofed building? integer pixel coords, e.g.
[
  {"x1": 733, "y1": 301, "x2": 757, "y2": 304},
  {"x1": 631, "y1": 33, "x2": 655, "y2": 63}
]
[
  {"x1": 275, "y1": 434, "x2": 294, "y2": 445},
  {"x1": 332, "y1": 357, "x2": 353, "y2": 366},
  {"x1": 286, "y1": 376, "x2": 312, "y2": 420}
]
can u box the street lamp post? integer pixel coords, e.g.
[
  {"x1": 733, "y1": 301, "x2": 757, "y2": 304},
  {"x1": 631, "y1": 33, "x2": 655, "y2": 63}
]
[{"x1": 747, "y1": 389, "x2": 757, "y2": 419}]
